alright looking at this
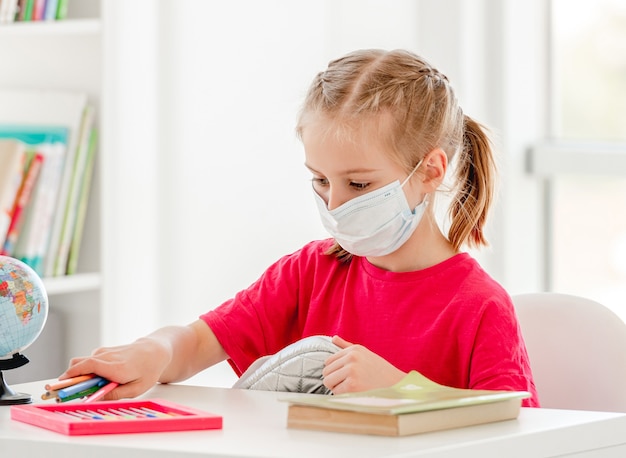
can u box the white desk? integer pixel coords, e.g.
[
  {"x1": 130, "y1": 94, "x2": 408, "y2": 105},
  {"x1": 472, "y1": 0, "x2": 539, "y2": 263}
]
[{"x1": 1, "y1": 379, "x2": 626, "y2": 457}]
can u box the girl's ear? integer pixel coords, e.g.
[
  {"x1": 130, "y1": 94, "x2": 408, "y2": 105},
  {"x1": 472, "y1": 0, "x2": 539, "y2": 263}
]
[{"x1": 421, "y1": 148, "x2": 448, "y2": 192}]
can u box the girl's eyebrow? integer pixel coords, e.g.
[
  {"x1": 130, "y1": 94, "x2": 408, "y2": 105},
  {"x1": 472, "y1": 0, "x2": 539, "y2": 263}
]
[
  {"x1": 304, "y1": 163, "x2": 380, "y2": 175},
  {"x1": 304, "y1": 163, "x2": 320, "y2": 173},
  {"x1": 342, "y1": 168, "x2": 380, "y2": 174}
]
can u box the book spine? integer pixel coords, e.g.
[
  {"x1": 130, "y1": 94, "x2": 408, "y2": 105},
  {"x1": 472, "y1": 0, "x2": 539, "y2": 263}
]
[
  {"x1": 20, "y1": 0, "x2": 33, "y2": 21},
  {"x1": 32, "y1": 0, "x2": 44, "y2": 20},
  {"x1": 9, "y1": 0, "x2": 18, "y2": 22},
  {"x1": 0, "y1": 0, "x2": 10, "y2": 24},
  {"x1": 31, "y1": 143, "x2": 65, "y2": 275},
  {"x1": 66, "y1": 128, "x2": 97, "y2": 275},
  {"x1": 14, "y1": 143, "x2": 64, "y2": 275},
  {"x1": 0, "y1": 145, "x2": 26, "y2": 249},
  {"x1": 43, "y1": 99, "x2": 89, "y2": 277},
  {"x1": 43, "y1": 0, "x2": 57, "y2": 20},
  {"x1": 53, "y1": 104, "x2": 95, "y2": 276},
  {"x1": 1, "y1": 152, "x2": 43, "y2": 256},
  {"x1": 54, "y1": 0, "x2": 66, "y2": 20}
]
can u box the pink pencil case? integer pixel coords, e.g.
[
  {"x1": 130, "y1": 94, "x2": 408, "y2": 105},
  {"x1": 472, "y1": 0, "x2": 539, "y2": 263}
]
[{"x1": 11, "y1": 398, "x2": 223, "y2": 435}]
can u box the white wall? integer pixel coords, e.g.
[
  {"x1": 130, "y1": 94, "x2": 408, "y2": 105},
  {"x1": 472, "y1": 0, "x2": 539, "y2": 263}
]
[
  {"x1": 155, "y1": 0, "x2": 421, "y2": 325},
  {"x1": 415, "y1": 0, "x2": 548, "y2": 293}
]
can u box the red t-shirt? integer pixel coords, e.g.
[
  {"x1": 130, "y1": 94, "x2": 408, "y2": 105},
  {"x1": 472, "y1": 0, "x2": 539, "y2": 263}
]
[{"x1": 201, "y1": 239, "x2": 539, "y2": 407}]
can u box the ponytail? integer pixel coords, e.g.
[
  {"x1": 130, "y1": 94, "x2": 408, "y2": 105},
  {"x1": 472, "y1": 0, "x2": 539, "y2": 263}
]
[{"x1": 447, "y1": 115, "x2": 496, "y2": 250}]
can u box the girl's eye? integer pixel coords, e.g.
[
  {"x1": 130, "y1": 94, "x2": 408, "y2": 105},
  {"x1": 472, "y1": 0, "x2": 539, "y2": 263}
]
[
  {"x1": 350, "y1": 182, "x2": 370, "y2": 191},
  {"x1": 311, "y1": 177, "x2": 329, "y2": 186}
]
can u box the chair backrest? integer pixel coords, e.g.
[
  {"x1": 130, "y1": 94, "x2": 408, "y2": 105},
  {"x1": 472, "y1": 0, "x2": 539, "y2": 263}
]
[{"x1": 512, "y1": 292, "x2": 626, "y2": 412}]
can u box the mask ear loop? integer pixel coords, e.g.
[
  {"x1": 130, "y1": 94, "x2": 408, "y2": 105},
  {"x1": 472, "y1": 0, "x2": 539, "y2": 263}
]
[
  {"x1": 401, "y1": 157, "x2": 429, "y2": 210},
  {"x1": 401, "y1": 157, "x2": 425, "y2": 188}
]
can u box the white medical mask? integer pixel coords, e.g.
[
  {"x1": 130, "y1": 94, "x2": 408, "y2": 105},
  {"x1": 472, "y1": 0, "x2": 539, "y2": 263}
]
[{"x1": 314, "y1": 160, "x2": 428, "y2": 257}]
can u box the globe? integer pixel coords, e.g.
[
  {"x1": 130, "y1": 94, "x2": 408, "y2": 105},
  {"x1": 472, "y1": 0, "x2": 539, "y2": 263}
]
[{"x1": 0, "y1": 255, "x2": 48, "y2": 405}]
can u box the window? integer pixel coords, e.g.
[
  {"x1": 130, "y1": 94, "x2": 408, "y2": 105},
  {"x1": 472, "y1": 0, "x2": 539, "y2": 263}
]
[
  {"x1": 552, "y1": 0, "x2": 626, "y2": 142},
  {"x1": 543, "y1": 0, "x2": 626, "y2": 321}
]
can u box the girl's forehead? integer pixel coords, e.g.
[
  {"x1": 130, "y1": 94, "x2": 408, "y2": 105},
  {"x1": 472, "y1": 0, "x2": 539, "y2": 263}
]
[
  {"x1": 300, "y1": 111, "x2": 408, "y2": 172},
  {"x1": 302, "y1": 113, "x2": 392, "y2": 149},
  {"x1": 304, "y1": 132, "x2": 400, "y2": 176}
]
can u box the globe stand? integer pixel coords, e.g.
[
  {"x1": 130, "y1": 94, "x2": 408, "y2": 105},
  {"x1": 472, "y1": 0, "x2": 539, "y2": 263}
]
[{"x1": 0, "y1": 353, "x2": 32, "y2": 405}]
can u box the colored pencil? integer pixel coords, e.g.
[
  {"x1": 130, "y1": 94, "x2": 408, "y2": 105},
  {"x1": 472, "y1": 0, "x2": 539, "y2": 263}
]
[
  {"x1": 45, "y1": 374, "x2": 96, "y2": 392},
  {"x1": 84, "y1": 381, "x2": 119, "y2": 403},
  {"x1": 56, "y1": 385, "x2": 101, "y2": 403},
  {"x1": 41, "y1": 390, "x2": 59, "y2": 400},
  {"x1": 57, "y1": 377, "x2": 105, "y2": 399}
]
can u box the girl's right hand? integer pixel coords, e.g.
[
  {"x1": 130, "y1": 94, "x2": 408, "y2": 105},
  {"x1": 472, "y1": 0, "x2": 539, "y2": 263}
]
[{"x1": 57, "y1": 336, "x2": 172, "y2": 400}]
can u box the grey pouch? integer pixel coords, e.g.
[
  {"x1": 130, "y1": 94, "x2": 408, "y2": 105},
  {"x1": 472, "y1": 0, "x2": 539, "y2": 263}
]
[{"x1": 232, "y1": 335, "x2": 340, "y2": 394}]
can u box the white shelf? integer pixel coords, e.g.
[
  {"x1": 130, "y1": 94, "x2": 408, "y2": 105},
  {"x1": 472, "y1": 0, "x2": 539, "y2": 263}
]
[
  {"x1": 42, "y1": 272, "x2": 102, "y2": 296},
  {"x1": 0, "y1": 0, "x2": 104, "y2": 382},
  {"x1": 0, "y1": 18, "x2": 100, "y2": 36}
]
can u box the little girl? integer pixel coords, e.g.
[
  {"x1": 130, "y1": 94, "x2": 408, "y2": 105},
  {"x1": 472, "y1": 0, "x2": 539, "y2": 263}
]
[{"x1": 61, "y1": 49, "x2": 539, "y2": 407}]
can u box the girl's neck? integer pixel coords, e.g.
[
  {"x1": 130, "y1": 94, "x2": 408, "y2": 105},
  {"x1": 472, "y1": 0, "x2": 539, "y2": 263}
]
[{"x1": 366, "y1": 213, "x2": 458, "y2": 272}]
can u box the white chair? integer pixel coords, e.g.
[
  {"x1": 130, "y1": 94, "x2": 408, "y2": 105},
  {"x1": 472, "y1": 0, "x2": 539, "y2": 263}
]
[{"x1": 512, "y1": 292, "x2": 626, "y2": 412}]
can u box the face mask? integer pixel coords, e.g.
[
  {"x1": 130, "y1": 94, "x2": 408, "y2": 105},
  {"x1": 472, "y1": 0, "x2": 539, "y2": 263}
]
[{"x1": 314, "y1": 161, "x2": 427, "y2": 257}]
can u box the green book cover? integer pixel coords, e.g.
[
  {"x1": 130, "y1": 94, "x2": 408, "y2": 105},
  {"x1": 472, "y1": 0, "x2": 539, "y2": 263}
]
[
  {"x1": 21, "y1": 0, "x2": 35, "y2": 21},
  {"x1": 66, "y1": 128, "x2": 97, "y2": 275},
  {"x1": 283, "y1": 371, "x2": 530, "y2": 415},
  {"x1": 53, "y1": 103, "x2": 95, "y2": 276},
  {"x1": 55, "y1": 0, "x2": 68, "y2": 20}
]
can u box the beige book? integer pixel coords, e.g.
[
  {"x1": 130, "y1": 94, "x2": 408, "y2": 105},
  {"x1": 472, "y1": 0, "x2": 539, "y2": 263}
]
[{"x1": 284, "y1": 371, "x2": 530, "y2": 436}]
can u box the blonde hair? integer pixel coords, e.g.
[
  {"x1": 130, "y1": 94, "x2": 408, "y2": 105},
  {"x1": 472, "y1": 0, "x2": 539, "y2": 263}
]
[{"x1": 296, "y1": 49, "x2": 496, "y2": 259}]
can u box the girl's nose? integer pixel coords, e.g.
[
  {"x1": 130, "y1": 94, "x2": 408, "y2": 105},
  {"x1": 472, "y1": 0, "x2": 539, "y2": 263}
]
[{"x1": 326, "y1": 189, "x2": 348, "y2": 211}]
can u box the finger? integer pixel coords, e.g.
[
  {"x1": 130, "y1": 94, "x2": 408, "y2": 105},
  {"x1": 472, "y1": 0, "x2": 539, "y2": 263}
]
[
  {"x1": 324, "y1": 346, "x2": 348, "y2": 367},
  {"x1": 102, "y1": 382, "x2": 141, "y2": 400},
  {"x1": 324, "y1": 336, "x2": 354, "y2": 366},
  {"x1": 91, "y1": 345, "x2": 117, "y2": 356},
  {"x1": 328, "y1": 379, "x2": 347, "y2": 395},
  {"x1": 58, "y1": 358, "x2": 92, "y2": 380},
  {"x1": 323, "y1": 351, "x2": 344, "y2": 376},
  {"x1": 61, "y1": 357, "x2": 99, "y2": 377},
  {"x1": 332, "y1": 335, "x2": 353, "y2": 348},
  {"x1": 324, "y1": 368, "x2": 358, "y2": 395},
  {"x1": 60, "y1": 358, "x2": 119, "y2": 383},
  {"x1": 322, "y1": 364, "x2": 346, "y2": 392},
  {"x1": 64, "y1": 356, "x2": 89, "y2": 369}
]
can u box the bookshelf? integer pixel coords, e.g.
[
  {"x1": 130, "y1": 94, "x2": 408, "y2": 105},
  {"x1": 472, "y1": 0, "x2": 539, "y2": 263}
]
[
  {"x1": 1, "y1": 1, "x2": 234, "y2": 388},
  {"x1": 0, "y1": 0, "x2": 103, "y2": 382}
]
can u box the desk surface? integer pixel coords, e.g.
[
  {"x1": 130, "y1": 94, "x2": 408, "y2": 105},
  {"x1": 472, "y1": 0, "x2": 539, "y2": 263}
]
[{"x1": 2, "y1": 379, "x2": 626, "y2": 458}]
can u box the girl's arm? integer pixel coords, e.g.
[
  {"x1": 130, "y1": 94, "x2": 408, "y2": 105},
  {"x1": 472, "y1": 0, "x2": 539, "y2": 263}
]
[{"x1": 58, "y1": 319, "x2": 227, "y2": 399}]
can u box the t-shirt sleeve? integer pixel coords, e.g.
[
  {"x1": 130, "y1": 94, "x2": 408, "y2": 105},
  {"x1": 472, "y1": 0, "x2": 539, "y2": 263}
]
[
  {"x1": 469, "y1": 296, "x2": 540, "y2": 407},
  {"x1": 199, "y1": 243, "x2": 318, "y2": 376}
]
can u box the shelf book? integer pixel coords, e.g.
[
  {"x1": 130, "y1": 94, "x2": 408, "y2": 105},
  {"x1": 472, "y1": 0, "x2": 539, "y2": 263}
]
[
  {"x1": 0, "y1": 148, "x2": 43, "y2": 256},
  {"x1": 0, "y1": 0, "x2": 66, "y2": 23},
  {"x1": 0, "y1": 139, "x2": 25, "y2": 250},
  {"x1": 283, "y1": 371, "x2": 531, "y2": 436},
  {"x1": 0, "y1": 125, "x2": 68, "y2": 272},
  {"x1": 66, "y1": 127, "x2": 97, "y2": 275},
  {"x1": 0, "y1": 89, "x2": 95, "y2": 277},
  {"x1": 53, "y1": 103, "x2": 96, "y2": 276}
]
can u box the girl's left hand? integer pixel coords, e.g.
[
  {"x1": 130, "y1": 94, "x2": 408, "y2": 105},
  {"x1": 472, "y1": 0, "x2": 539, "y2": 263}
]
[{"x1": 322, "y1": 335, "x2": 406, "y2": 394}]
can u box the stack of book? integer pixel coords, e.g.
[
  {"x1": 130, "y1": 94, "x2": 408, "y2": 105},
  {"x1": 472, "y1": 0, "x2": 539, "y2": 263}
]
[
  {"x1": 0, "y1": 0, "x2": 68, "y2": 23},
  {"x1": 0, "y1": 89, "x2": 97, "y2": 277},
  {"x1": 283, "y1": 371, "x2": 531, "y2": 436}
]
